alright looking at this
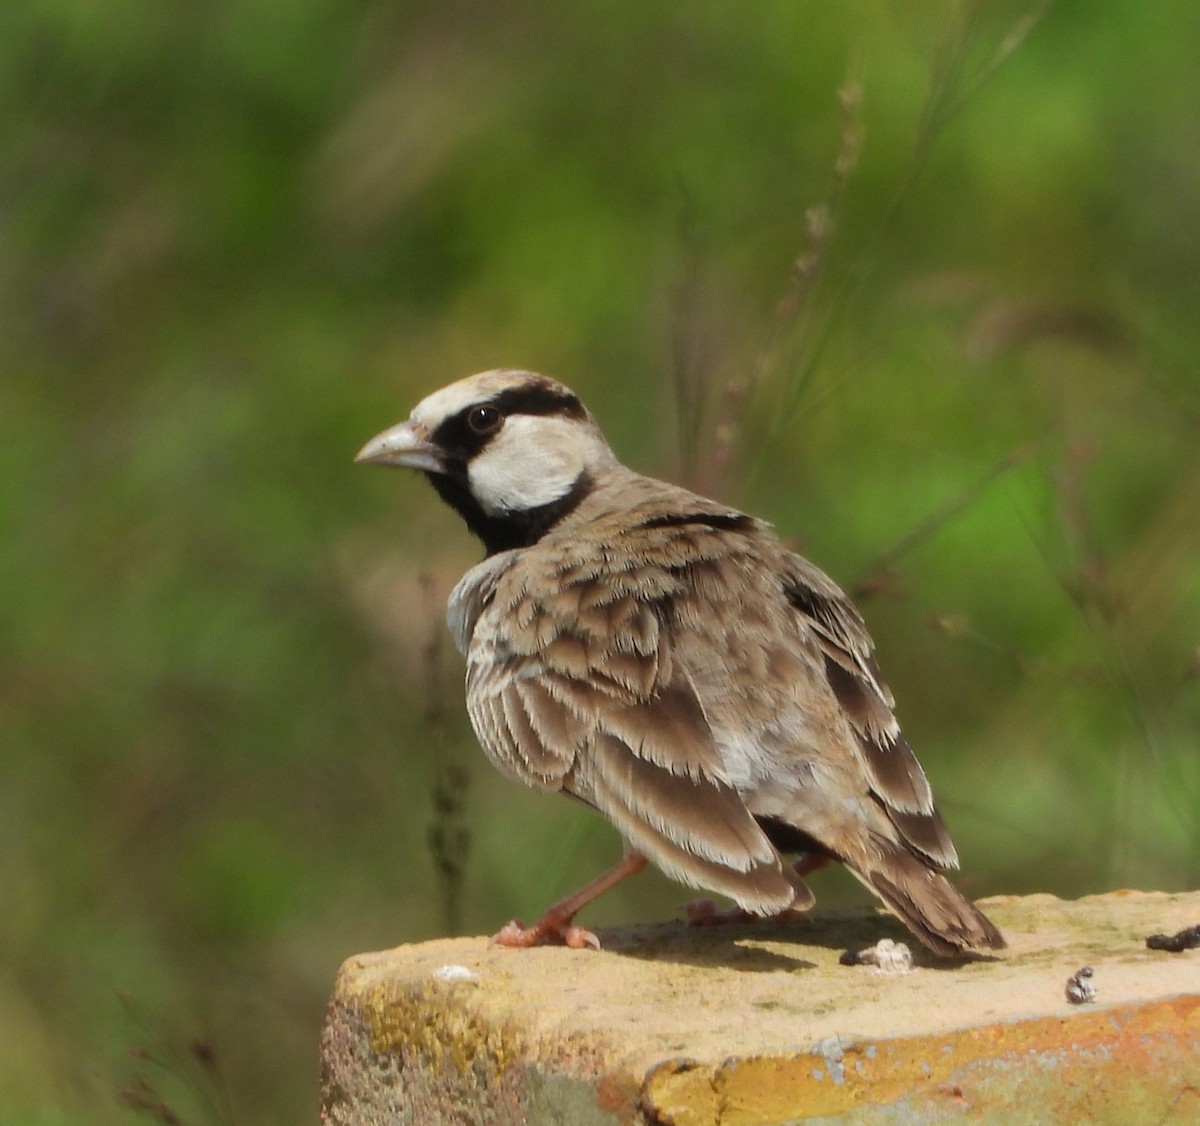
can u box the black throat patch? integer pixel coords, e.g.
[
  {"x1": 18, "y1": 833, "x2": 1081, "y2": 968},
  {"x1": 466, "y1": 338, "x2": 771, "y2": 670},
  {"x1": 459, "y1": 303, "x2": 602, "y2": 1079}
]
[{"x1": 426, "y1": 469, "x2": 594, "y2": 555}]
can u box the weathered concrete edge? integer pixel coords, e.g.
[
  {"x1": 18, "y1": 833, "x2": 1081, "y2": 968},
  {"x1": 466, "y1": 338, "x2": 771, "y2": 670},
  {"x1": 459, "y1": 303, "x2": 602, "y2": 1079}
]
[
  {"x1": 321, "y1": 975, "x2": 1200, "y2": 1125},
  {"x1": 641, "y1": 992, "x2": 1200, "y2": 1125}
]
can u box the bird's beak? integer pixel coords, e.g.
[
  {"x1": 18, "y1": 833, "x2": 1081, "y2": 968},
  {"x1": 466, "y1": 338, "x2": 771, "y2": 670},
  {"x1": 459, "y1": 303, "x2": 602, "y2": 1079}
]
[{"x1": 354, "y1": 419, "x2": 444, "y2": 473}]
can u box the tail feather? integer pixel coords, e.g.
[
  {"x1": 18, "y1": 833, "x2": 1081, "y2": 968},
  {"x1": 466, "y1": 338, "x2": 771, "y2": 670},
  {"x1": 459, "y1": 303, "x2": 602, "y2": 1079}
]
[{"x1": 851, "y1": 846, "x2": 1005, "y2": 957}]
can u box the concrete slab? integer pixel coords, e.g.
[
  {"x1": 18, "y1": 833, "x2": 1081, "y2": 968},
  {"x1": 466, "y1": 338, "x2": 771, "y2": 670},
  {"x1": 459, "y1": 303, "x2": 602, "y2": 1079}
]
[{"x1": 320, "y1": 890, "x2": 1200, "y2": 1124}]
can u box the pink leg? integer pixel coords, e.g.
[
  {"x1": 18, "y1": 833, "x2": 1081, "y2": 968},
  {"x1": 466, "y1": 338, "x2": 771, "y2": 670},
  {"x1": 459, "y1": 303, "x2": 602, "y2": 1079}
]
[{"x1": 491, "y1": 852, "x2": 649, "y2": 950}]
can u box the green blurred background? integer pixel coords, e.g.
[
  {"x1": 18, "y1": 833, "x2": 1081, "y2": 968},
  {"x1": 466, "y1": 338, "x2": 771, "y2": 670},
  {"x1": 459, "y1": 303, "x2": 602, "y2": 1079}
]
[{"x1": 3, "y1": 0, "x2": 1198, "y2": 1121}]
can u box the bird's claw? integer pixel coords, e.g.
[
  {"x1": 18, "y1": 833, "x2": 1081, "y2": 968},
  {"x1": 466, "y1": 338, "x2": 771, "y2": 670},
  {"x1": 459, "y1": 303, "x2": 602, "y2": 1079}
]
[
  {"x1": 562, "y1": 925, "x2": 602, "y2": 950},
  {"x1": 490, "y1": 917, "x2": 601, "y2": 950}
]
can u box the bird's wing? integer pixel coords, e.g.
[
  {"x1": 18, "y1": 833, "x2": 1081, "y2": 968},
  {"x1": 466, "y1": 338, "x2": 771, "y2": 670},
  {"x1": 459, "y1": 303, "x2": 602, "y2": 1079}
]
[
  {"x1": 463, "y1": 529, "x2": 806, "y2": 914},
  {"x1": 780, "y1": 554, "x2": 959, "y2": 869}
]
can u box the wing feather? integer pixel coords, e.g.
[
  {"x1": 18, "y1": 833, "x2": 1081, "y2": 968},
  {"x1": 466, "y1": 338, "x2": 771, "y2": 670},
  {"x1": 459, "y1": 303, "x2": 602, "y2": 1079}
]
[
  {"x1": 459, "y1": 540, "x2": 803, "y2": 911},
  {"x1": 782, "y1": 556, "x2": 959, "y2": 869},
  {"x1": 584, "y1": 733, "x2": 804, "y2": 913},
  {"x1": 599, "y1": 679, "x2": 724, "y2": 780},
  {"x1": 588, "y1": 734, "x2": 775, "y2": 869}
]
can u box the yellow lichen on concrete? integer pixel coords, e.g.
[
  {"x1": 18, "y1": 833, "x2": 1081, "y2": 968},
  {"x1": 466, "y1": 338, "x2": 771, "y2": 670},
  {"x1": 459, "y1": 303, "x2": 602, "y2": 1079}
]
[{"x1": 361, "y1": 974, "x2": 528, "y2": 1078}]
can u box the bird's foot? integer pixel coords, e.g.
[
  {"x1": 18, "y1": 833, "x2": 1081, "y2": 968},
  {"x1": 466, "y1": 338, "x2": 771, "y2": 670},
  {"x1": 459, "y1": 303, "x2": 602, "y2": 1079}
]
[
  {"x1": 490, "y1": 916, "x2": 601, "y2": 950},
  {"x1": 488, "y1": 852, "x2": 647, "y2": 950}
]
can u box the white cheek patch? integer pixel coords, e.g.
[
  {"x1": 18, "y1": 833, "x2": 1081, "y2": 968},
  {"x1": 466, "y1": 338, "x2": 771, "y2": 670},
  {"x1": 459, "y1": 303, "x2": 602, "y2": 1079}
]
[{"x1": 467, "y1": 416, "x2": 586, "y2": 515}]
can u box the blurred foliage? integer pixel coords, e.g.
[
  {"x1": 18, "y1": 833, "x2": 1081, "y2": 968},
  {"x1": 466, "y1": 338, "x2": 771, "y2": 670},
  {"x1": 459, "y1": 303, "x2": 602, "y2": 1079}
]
[{"x1": 2, "y1": 0, "x2": 1199, "y2": 1121}]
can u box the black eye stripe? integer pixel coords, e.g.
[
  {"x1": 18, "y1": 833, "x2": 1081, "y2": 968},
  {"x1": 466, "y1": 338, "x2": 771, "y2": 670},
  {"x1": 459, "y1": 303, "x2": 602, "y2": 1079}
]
[
  {"x1": 429, "y1": 380, "x2": 587, "y2": 464},
  {"x1": 487, "y1": 384, "x2": 586, "y2": 420}
]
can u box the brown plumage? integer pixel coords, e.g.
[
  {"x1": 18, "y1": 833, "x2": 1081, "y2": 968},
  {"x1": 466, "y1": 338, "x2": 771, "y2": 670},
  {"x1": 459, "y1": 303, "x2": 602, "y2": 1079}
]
[{"x1": 357, "y1": 369, "x2": 1005, "y2": 956}]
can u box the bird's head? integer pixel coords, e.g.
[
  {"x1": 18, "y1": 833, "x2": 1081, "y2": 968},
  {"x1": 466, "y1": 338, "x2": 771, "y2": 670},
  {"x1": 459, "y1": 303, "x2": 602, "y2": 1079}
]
[{"x1": 356, "y1": 369, "x2": 618, "y2": 554}]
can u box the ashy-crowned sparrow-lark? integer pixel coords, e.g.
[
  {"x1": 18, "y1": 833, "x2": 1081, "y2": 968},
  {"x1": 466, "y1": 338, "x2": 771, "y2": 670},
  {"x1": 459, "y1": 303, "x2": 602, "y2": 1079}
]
[{"x1": 357, "y1": 369, "x2": 1004, "y2": 956}]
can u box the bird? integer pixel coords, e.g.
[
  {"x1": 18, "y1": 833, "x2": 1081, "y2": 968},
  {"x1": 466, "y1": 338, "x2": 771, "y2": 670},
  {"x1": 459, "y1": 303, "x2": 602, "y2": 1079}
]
[{"x1": 356, "y1": 368, "x2": 1005, "y2": 957}]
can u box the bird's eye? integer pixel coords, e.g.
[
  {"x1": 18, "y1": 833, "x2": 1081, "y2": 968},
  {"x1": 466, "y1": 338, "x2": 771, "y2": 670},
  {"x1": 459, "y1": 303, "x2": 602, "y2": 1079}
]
[{"x1": 466, "y1": 405, "x2": 503, "y2": 435}]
